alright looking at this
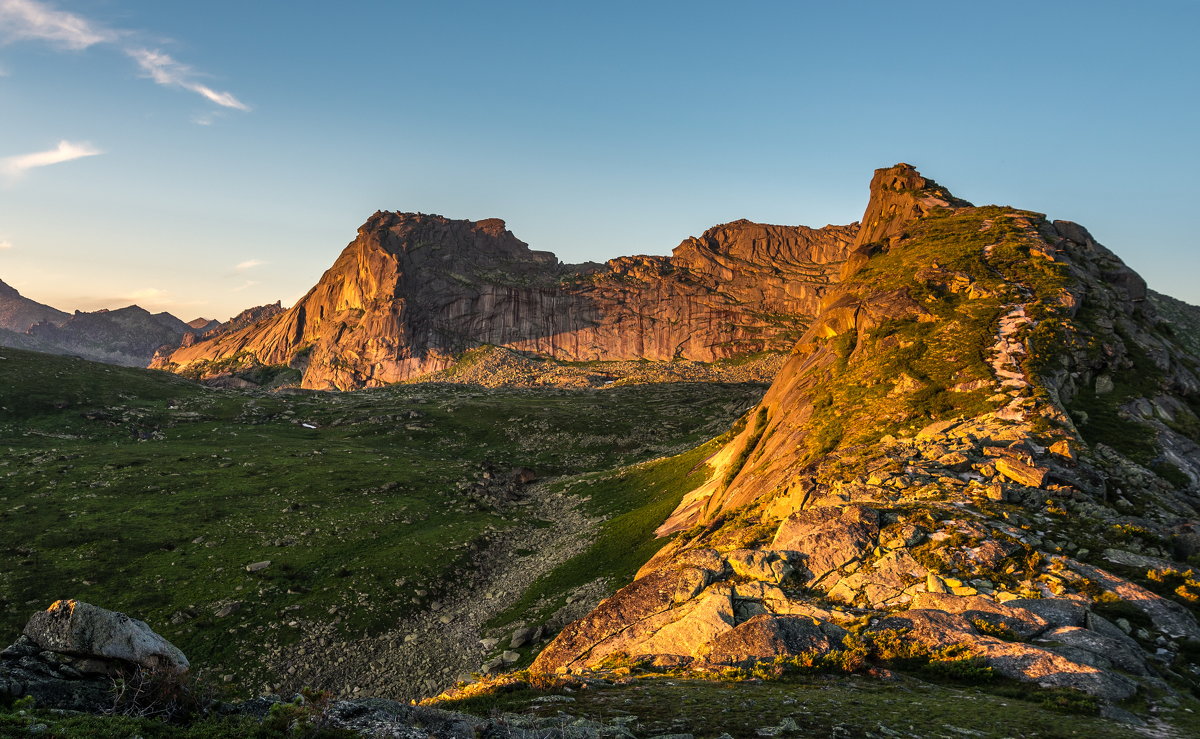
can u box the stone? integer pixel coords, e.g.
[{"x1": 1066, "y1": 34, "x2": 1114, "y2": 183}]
[
  {"x1": 869, "y1": 609, "x2": 1137, "y2": 701},
  {"x1": 771, "y1": 505, "x2": 880, "y2": 586},
  {"x1": 23, "y1": 600, "x2": 188, "y2": 673},
  {"x1": 1036, "y1": 626, "x2": 1148, "y2": 675},
  {"x1": 699, "y1": 615, "x2": 844, "y2": 668},
  {"x1": 1070, "y1": 561, "x2": 1200, "y2": 640},
  {"x1": 245, "y1": 561, "x2": 271, "y2": 572},
  {"x1": 1049, "y1": 440, "x2": 1075, "y2": 459},
  {"x1": 509, "y1": 627, "x2": 536, "y2": 649},
  {"x1": 1005, "y1": 598, "x2": 1086, "y2": 629},
  {"x1": 724, "y1": 549, "x2": 791, "y2": 584},
  {"x1": 993, "y1": 458, "x2": 1049, "y2": 488},
  {"x1": 910, "y1": 593, "x2": 1048, "y2": 639},
  {"x1": 531, "y1": 567, "x2": 711, "y2": 673}
]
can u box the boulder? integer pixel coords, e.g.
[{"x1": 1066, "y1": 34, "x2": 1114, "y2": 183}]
[
  {"x1": 724, "y1": 549, "x2": 791, "y2": 584},
  {"x1": 24, "y1": 600, "x2": 189, "y2": 673},
  {"x1": 1070, "y1": 562, "x2": 1200, "y2": 640},
  {"x1": 1035, "y1": 626, "x2": 1148, "y2": 676},
  {"x1": 1005, "y1": 597, "x2": 1087, "y2": 629},
  {"x1": 771, "y1": 505, "x2": 880, "y2": 585},
  {"x1": 531, "y1": 567, "x2": 710, "y2": 673},
  {"x1": 869, "y1": 609, "x2": 1138, "y2": 701},
  {"x1": 699, "y1": 615, "x2": 845, "y2": 668},
  {"x1": 993, "y1": 457, "x2": 1050, "y2": 487},
  {"x1": 3, "y1": 602, "x2": 190, "y2": 712},
  {"x1": 911, "y1": 592, "x2": 1049, "y2": 639}
]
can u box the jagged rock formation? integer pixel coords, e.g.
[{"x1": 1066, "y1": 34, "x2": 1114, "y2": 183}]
[
  {"x1": 154, "y1": 215, "x2": 858, "y2": 389},
  {"x1": 0, "y1": 279, "x2": 68, "y2": 333},
  {"x1": 531, "y1": 164, "x2": 1200, "y2": 704}
]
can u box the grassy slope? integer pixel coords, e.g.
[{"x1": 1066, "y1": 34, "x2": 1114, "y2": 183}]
[{"x1": 0, "y1": 347, "x2": 763, "y2": 692}]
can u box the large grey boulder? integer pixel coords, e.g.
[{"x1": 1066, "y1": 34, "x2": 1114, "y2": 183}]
[{"x1": 23, "y1": 600, "x2": 189, "y2": 673}]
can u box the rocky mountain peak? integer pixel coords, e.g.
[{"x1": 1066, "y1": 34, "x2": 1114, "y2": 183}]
[
  {"x1": 531, "y1": 166, "x2": 1200, "y2": 707},
  {"x1": 854, "y1": 163, "x2": 973, "y2": 249}
]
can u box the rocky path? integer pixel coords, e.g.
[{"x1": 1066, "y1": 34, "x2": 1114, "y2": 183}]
[{"x1": 261, "y1": 477, "x2": 609, "y2": 703}]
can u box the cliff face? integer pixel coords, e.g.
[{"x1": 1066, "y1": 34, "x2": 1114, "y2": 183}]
[
  {"x1": 531, "y1": 165, "x2": 1200, "y2": 704},
  {"x1": 154, "y1": 214, "x2": 858, "y2": 389}
]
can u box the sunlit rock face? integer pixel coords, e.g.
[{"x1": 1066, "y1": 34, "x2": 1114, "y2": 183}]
[
  {"x1": 531, "y1": 164, "x2": 1200, "y2": 704},
  {"x1": 153, "y1": 213, "x2": 858, "y2": 389}
]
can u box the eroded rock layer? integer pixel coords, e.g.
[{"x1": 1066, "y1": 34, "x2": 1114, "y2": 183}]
[
  {"x1": 154, "y1": 215, "x2": 857, "y2": 389},
  {"x1": 531, "y1": 165, "x2": 1200, "y2": 704}
]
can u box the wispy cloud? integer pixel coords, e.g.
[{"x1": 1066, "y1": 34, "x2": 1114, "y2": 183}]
[
  {"x1": 0, "y1": 0, "x2": 247, "y2": 113},
  {"x1": 231, "y1": 280, "x2": 259, "y2": 292},
  {"x1": 1, "y1": 139, "x2": 102, "y2": 180},
  {"x1": 0, "y1": 239, "x2": 12, "y2": 249},
  {"x1": 235, "y1": 259, "x2": 266, "y2": 271},
  {"x1": 127, "y1": 47, "x2": 249, "y2": 111},
  {"x1": 0, "y1": 0, "x2": 115, "y2": 50}
]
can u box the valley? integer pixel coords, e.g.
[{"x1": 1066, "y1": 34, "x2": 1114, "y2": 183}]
[{"x1": 0, "y1": 345, "x2": 764, "y2": 701}]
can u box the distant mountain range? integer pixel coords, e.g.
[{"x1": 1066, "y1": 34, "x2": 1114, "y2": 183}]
[{"x1": 0, "y1": 279, "x2": 281, "y2": 367}]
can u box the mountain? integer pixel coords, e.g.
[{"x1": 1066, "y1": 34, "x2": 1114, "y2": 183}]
[
  {"x1": 25, "y1": 306, "x2": 199, "y2": 367},
  {"x1": 153, "y1": 215, "x2": 859, "y2": 389},
  {"x1": 0, "y1": 278, "x2": 69, "y2": 333},
  {"x1": 187, "y1": 317, "x2": 221, "y2": 332},
  {"x1": 529, "y1": 164, "x2": 1200, "y2": 704},
  {"x1": 0, "y1": 279, "x2": 288, "y2": 367}
]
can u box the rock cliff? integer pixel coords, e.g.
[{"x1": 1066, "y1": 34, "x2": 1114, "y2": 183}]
[
  {"x1": 154, "y1": 214, "x2": 858, "y2": 389},
  {"x1": 530, "y1": 165, "x2": 1200, "y2": 704}
]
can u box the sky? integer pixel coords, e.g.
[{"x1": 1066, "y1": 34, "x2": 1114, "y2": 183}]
[{"x1": 0, "y1": 0, "x2": 1197, "y2": 320}]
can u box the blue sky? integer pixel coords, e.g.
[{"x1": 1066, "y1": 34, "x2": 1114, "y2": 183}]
[{"x1": 1, "y1": 0, "x2": 1197, "y2": 319}]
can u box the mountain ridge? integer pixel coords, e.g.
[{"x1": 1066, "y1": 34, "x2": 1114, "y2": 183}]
[
  {"x1": 526, "y1": 164, "x2": 1200, "y2": 705},
  {"x1": 153, "y1": 211, "x2": 861, "y2": 389}
]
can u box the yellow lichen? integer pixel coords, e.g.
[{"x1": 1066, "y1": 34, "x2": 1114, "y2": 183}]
[{"x1": 47, "y1": 599, "x2": 77, "y2": 614}]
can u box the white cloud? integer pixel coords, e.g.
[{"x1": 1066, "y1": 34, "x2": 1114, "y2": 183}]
[
  {"x1": 0, "y1": 0, "x2": 116, "y2": 50},
  {"x1": 235, "y1": 258, "x2": 266, "y2": 271},
  {"x1": 126, "y1": 287, "x2": 170, "y2": 304},
  {"x1": 0, "y1": 0, "x2": 247, "y2": 112},
  {"x1": 231, "y1": 279, "x2": 259, "y2": 292},
  {"x1": 0, "y1": 240, "x2": 12, "y2": 249},
  {"x1": 127, "y1": 47, "x2": 249, "y2": 111},
  {"x1": 0, "y1": 139, "x2": 102, "y2": 180}
]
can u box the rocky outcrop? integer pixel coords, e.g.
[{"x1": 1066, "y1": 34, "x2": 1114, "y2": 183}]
[
  {"x1": 1, "y1": 601, "x2": 188, "y2": 712},
  {"x1": 530, "y1": 165, "x2": 1200, "y2": 703},
  {"x1": 155, "y1": 215, "x2": 858, "y2": 389}
]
